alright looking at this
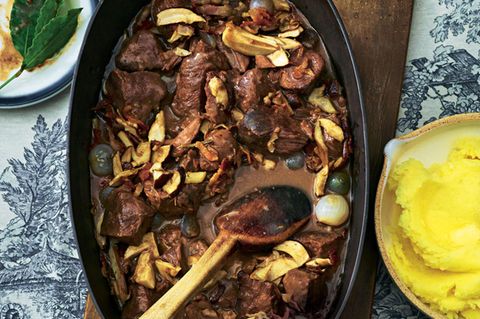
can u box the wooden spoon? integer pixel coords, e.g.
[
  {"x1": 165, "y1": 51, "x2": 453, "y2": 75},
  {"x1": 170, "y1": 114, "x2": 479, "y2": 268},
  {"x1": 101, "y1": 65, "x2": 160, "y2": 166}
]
[{"x1": 140, "y1": 185, "x2": 311, "y2": 319}]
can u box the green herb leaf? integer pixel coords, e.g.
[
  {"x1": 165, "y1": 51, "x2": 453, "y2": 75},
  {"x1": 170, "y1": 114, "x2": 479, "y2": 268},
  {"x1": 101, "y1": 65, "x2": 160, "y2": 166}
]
[
  {"x1": 23, "y1": 8, "x2": 82, "y2": 70},
  {"x1": 35, "y1": 0, "x2": 58, "y2": 35},
  {"x1": 56, "y1": 0, "x2": 68, "y2": 17},
  {"x1": 10, "y1": 0, "x2": 46, "y2": 56}
]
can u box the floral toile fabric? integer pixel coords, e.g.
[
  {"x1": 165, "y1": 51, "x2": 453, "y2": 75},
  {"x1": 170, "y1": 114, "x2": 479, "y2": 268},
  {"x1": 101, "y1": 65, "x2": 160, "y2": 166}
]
[
  {"x1": 0, "y1": 92, "x2": 87, "y2": 319},
  {"x1": 374, "y1": 0, "x2": 480, "y2": 318}
]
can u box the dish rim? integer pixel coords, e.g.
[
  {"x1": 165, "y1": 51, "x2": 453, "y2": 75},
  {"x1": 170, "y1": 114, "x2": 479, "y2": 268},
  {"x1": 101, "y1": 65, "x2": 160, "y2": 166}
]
[{"x1": 375, "y1": 112, "x2": 480, "y2": 319}]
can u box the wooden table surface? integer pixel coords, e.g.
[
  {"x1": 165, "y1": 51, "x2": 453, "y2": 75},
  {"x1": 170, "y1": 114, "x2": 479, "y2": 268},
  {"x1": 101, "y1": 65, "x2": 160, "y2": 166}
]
[{"x1": 84, "y1": 1, "x2": 413, "y2": 318}]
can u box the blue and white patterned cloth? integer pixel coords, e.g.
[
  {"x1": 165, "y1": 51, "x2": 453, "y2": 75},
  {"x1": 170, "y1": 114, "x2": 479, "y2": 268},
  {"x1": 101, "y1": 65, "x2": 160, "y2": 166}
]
[
  {"x1": 373, "y1": 0, "x2": 480, "y2": 318},
  {"x1": 0, "y1": 1, "x2": 479, "y2": 318}
]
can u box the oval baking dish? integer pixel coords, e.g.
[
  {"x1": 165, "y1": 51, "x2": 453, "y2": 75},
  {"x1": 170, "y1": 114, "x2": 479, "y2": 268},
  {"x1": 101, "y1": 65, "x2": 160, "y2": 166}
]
[{"x1": 68, "y1": 0, "x2": 369, "y2": 318}]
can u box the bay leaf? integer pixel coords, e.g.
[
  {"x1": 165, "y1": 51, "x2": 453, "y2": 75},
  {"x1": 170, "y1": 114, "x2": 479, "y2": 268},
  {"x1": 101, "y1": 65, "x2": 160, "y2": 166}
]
[
  {"x1": 10, "y1": 0, "x2": 46, "y2": 56},
  {"x1": 35, "y1": 0, "x2": 58, "y2": 35},
  {"x1": 23, "y1": 8, "x2": 82, "y2": 69}
]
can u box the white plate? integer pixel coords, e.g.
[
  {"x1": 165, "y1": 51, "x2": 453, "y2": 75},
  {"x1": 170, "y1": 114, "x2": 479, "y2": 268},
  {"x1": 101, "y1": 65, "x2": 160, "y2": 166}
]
[{"x1": 0, "y1": 0, "x2": 97, "y2": 108}]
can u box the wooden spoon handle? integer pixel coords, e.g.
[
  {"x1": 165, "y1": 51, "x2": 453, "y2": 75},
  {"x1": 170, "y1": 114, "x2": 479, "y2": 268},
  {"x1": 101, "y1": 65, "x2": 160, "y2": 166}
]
[{"x1": 140, "y1": 232, "x2": 236, "y2": 319}]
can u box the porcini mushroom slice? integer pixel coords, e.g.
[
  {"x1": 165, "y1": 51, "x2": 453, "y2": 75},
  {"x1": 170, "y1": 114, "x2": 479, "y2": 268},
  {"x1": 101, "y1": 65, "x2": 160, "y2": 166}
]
[
  {"x1": 152, "y1": 144, "x2": 171, "y2": 166},
  {"x1": 162, "y1": 170, "x2": 182, "y2": 195},
  {"x1": 124, "y1": 232, "x2": 159, "y2": 260},
  {"x1": 132, "y1": 141, "x2": 151, "y2": 167},
  {"x1": 133, "y1": 251, "x2": 156, "y2": 289},
  {"x1": 148, "y1": 111, "x2": 166, "y2": 143},
  {"x1": 222, "y1": 22, "x2": 301, "y2": 56},
  {"x1": 319, "y1": 118, "x2": 344, "y2": 142},
  {"x1": 314, "y1": 165, "x2": 329, "y2": 197},
  {"x1": 156, "y1": 8, "x2": 206, "y2": 26},
  {"x1": 308, "y1": 87, "x2": 337, "y2": 114},
  {"x1": 274, "y1": 240, "x2": 309, "y2": 266},
  {"x1": 266, "y1": 49, "x2": 289, "y2": 67},
  {"x1": 155, "y1": 259, "x2": 181, "y2": 277},
  {"x1": 185, "y1": 171, "x2": 207, "y2": 184}
]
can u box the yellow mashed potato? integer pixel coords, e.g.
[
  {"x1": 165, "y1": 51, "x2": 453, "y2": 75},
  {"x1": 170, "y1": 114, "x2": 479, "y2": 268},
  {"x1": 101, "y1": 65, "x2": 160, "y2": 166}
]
[{"x1": 387, "y1": 137, "x2": 480, "y2": 319}]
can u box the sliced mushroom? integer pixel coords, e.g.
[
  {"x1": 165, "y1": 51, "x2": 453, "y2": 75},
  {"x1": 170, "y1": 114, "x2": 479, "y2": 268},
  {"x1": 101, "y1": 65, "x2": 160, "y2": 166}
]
[
  {"x1": 108, "y1": 244, "x2": 129, "y2": 303},
  {"x1": 263, "y1": 159, "x2": 276, "y2": 170},
  {"x1": 185, "y1": 171, "x2": 207, "y2": 184},
  {"x1": 208, "y1": 76, "x2": 229, "y2": 106},
  {"x1": 274, "y1": 240, "x2": 309, "y2": 265},
  {"x1": 314, "y1": 165, "x2": 329, "y2": 197},
  {"x1": 266, "y1": 48, "x2": 289, "y2": 67},
  {"x1": 162, "y1": 170, "x2": 182, "y2": 195},
  {"x1": 156, "y1": 8, "x2": 206, "y2": 26},
  {"x1": 124, "y1": 232, "x2": 159, "y2": 260},
  {"x1": 117, "y1": 131, "x2": 133, "y2": 147},
  {"x1": 195, "y1": 141, "x2": 219, "y2": 161},
  {"x1": 278, "y1": 26, "x2": 304, "y2": 38},
  {"x1": 267, "y1": 128, "x2": 280, "y2": 153},
  {"x1": 168, "y1": 25, "x2": 195, "y2": 43},
  {"x1": 132, "y1": 141, "x2": 151, "y2": 167},
  {"x1": 222, "y1": 22, "x2": 301, "y2": 56},
  {"x1": 133, "y1": 251, "x2": 156, "y2": 289},
  {"x1": 148, "y1": 111, "x2": 166, "y2": 143},
  {"x1": 174, "y1": 47, "x2": 192, "y2": 57},
  {"x1": 109, "y1": 167, "x2": 142, "y2": 186},
  {"x1": 319, "y1": 118, "x2": 344, "y2": 142},
  {"x1": 273, "y1": 0, "x2": 290, "y2": 11},
  {"x1": 308, "y1": 87, "x2": 337, "y2": 114},
  {"x1": 152, "y1": 144, "x2": 171, "y2": 166},
  {"x1": 155, "y1": 259, "x2": 181, "y2": 277},
  {"x1": 113, "y1": 152, "x2": 123, "y2": 176},
  {"x1": 121, "y1": 147, "x2": 133, "y2": 163}
]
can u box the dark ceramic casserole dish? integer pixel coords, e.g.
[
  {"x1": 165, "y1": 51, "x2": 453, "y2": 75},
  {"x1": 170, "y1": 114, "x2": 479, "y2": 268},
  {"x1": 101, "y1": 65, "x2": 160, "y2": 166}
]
[{"x1": 68, "y1": 0, "x2": 369, "y2": 317}]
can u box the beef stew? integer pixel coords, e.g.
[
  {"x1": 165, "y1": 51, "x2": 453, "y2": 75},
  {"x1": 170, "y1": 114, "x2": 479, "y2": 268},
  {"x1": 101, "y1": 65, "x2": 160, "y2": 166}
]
[{"x1": 87, "y1": 0, "x2": 355, "y2": 318}]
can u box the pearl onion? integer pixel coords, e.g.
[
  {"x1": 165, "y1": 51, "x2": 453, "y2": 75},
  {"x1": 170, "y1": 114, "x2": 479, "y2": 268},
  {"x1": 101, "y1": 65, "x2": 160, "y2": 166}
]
[{"x1": 315, "y1": 194, "x2": 350, "y2": 226}]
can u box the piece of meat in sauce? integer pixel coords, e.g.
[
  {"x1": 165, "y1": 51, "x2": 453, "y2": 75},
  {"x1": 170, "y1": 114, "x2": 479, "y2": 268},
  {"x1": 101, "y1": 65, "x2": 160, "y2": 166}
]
[
  {"x1": 171, "y1": 41, "x2": 229, "y2": 118},
  {"x1": 121, "y1": 284, "x2": 161, "y2": 319},
  {"x1": 279, "y1": 47, "x2": 324, "y2": 91},
  {"x1": 233, "y1": 68, "x2": 274, "y2": 113},
  {"x1": 116, "y1": 30, "x2": 182, "y2": 72},
  {"x1": 151, "y1": 0, "x2": 191, "y2": 18},
  {"x1": 199, "y1": 129, "x2": 238, "y2": 171},
  {"x1": 238, "y1": 106, "x2": 308, "y2": 155},
  {"x1": 184, "y1": 294, "x2": 219, "y2": 319},
  {"x1": 294, "y1": 230, "x2": 346, "y2": 260},
  {"x1": 216, "y1": 37, "x2": 250, "y2": 73},
  {"x1": 237, "y1": 272, "x2": 280, "y2": 316},
  {"x1": 156, "y1": 225, "x2": 183, "y2": 267},
  {"x1": 282, "y1": 269, "x2": 319, "y2": 312},
  {"x1": 106, "y1": 69, "x2": 167, "y2": 123},
  {"x1": 101, "y1": 187, "x2": 155, "y2": 245}
]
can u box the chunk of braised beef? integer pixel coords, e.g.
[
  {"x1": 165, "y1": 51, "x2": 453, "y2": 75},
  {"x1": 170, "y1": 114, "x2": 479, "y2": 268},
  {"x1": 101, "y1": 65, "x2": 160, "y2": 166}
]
[
  {"x1": 217, "y1": 280, "x2": 239, "y2": 309},
  {"x1": 237, "y1": 272, "x2": 280, "y2": 316},
  {"x1": 282, "y1": 269, "x2": 318, "y2": 312},
  {"x1": 179, "y1": 149, "x2": 201, "y2": 171},
  {"x1": 151, "y1": 0, "x2": 191, "y2": 19},
  {"x1": 116, "y1": 30, "x2": 181, "y2": 72},
  {"x1": 233, "y1": 68, "x2": 275, "y2": 113},
  {"x1": 171, "y1": 41, "x2": 229, "y2": 117},
  {"x1": 121, "y1": 285, "x2": 161, "y2": 319},
  {"x1": 279, "y1": 47, "x2": 324, "y2": 91},
  {"x1": 106, "y1": 69, "x2": 167, "y2": 122},
  {"x1": 293, "y1": 230, "x2": 346, "y2": 259},
  {"x1": 195, "y1": 4, "x2": 233, "y2": 17},
  {"x1": 238, "y1": 106, "x2": 308, "y2": 155},
  {"x1": 204, "y1": 71, "x2": 230, "y2": 124},
  {"x1": 200, "y1": 129, "x2": 238, "y2": 171},
  {"x1": 187, "y1": 238, "x2": 208, "y2": 262},
  {"x1": 156, "y1": 225, "x2": 183, "y2": 267},
  {"x1": 216, "y1": 37, "x2": 250, "y2": 73},
  {"x1": 101, "y1": 187, "x2": 155, "y2": 245},
  {"x1": 184, "y1": 294, "x2": 219, "y2": 319}
]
